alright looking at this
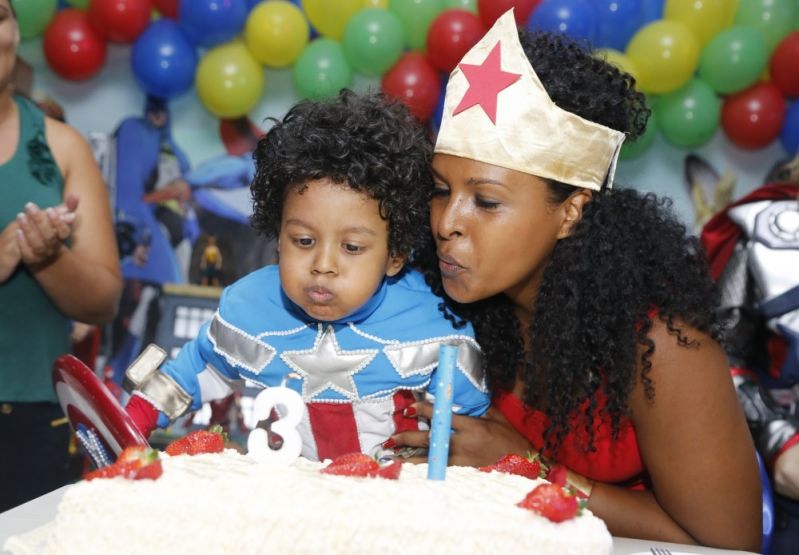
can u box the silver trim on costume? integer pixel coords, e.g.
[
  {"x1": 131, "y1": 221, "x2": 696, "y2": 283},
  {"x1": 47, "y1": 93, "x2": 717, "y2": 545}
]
[
  {"x1": 383, "y1": 336, "x2": 486, "y2": 392},
  {"x1": 122, "y1": 343, "x2": 167, "y2": 393},
  {"x1": 208, "y1": 313, "x2": 277, "y2": 374},
  {"x1": 138, "y1": 370, "x2": 193, "y2": 421}
]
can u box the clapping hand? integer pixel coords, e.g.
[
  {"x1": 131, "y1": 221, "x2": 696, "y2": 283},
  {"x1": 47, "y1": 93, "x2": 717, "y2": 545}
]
[{"x1": 15, "y1": 194, "x2": 78, "y2": 269}]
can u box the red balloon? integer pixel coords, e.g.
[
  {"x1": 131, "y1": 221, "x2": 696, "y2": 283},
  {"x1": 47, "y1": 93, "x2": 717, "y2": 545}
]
[
  {"x1": 382, "y1": 52, "x2": 442, "y2": 122},
  {"x1": 477, "y1": 0, "x2": 539, "y2": 27},
  {"x1": 770, "y1": 31, "x2": 799, "y2": 98},
  {"x1": 153, "y1": 0, "x2": 178, "y2": 19},
  {"x1": 43, "y1": 10, "x2": 107, "y2": 81},
  {"x1": 88, "y1": 0, "x2": 153, "y2": 43},
  {"x1": 721, "y1": 82, "x2": 786, "y2": 149},
  {"x1": 427, "y1": 9, "x2": 486, "y2": 73}
]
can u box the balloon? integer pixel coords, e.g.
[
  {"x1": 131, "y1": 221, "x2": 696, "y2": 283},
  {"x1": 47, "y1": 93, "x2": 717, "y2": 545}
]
[
  {"x1": 663, "y1": 0, "x2": 732, "y2": 47},
  {"x1": 42, "y1": 9, "x2": 106, "y2": 80},
  {"x1": 389, "y1": 0, "x2": 444, "y2": 51},
  {"x1": 65, "y1": 0, "x2": 89, "y2": 9},
  {"x1": 620, "y1": 109, "x2": 657, "y2": 159},
  {"x1": 363, "y1": 0, "x2": 388, "y2": 7},
  {"x1": 445, "y1": 0, "x2": 477, "y2": 12},
  {"x1": 381, "y1": 52, "x2": 441, "y2": 121},
  {"x1": 153, "y1": 0, "x2": 178, "y2": 18},
  {"x1": 476, "y1": 0, "x2": 538, "y2": 27},
  {"x1": 131, "y1": 19, "x2": 197, "y2": 98},
  {"x1": 656, "y1": 78, "x2": 720, "y2": 147},
  {"x1": 342, "y1": 8, "x2": 404, "y2": 76},
  {"x1": 426, "y1": 9, "x2": 485, "y2": 73},
  {"x1": 178, "y1": 0, "x2": 248, "y2": 47},
  {"x1": 640, "y1": 0, "x2": 664, "y2": 23},
  {"x1": 594, "y1": 0, "x2": 646, "y2": 52},
  {"x1": 293, "y1": 38, "x2": 353, "y2": 100},
  {"x1": 734, "y1": 0, "x2": 798, "y2": 52},
  {"x1": 780, "y1": 101, "x2": 799, "y2": 155},
  {"x1": 301, "y1": 0, "x2": 362, "y2": 40},
  {"x1": 527, "y1": 0, "x2": 598, "y2": 43},
  {"x1": 16, "y1": 0, "x2": 58, "y2": 39},
  {"x1": 594, "y1": 48, "x2": 640, "y2": 84},
  {"x1": 721, "y1": 82, "x2": 786, "y2": 149},
  {"x1": 196, "y1": 41, "x2": 264, "y2": 118},
  {"x1": 626, "y1": 20, "x2": 699, "y2": 94},
  {"x1": 244, "y1": 0, "x2": 308, "y2": 68},
  {"x1": 697, "y1": 25, "x2": 767, "y2": 94},
  {"x1": 770, "y1": 32, "x2": 799, "y2": 97},
  {"x1": 87, "y1": 0, "x2": 153, "y2": 43}
]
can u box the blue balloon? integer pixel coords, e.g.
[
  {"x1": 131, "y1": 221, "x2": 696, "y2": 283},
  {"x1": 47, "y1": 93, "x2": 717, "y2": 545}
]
[
  {"x1": 131, "y1": 20, "x2": 198, "y2": 100},
  {"x1": 178, "y1": 0, "x2": 248, "y2": 47},
  {"x1": 640, "y1": 0, "x2": 664, "y2": 24},
  {"x1": 528, "y1": 0, "x2": 598, "y2": 43},
  {"x1": 594, "y1": 0, "x2": 645, "y2": 51},
  {"x1": 781, "y1": 101, "x2": 799, "y2": 156},
  {"x1": 431, "y1": 74, "x2": 448, "y2": 134}
]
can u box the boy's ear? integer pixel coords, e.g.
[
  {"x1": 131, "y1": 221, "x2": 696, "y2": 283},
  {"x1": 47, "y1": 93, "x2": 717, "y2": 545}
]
[
  {"x1": 385, "y1": 254, "x2": 406, "y2": 277},
  {"x1": 557, "y1": 189, "x2": 593, "y2": 240}
]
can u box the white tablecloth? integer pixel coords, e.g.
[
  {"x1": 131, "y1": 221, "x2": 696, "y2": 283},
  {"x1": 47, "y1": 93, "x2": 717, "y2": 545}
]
[{"x1": 0, "y1": 486, "x2": 759, "y2": 555}]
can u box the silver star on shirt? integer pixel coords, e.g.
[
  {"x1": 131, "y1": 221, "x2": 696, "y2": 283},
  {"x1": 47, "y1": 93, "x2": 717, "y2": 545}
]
[{"x1": 281, "y1": 325, "x2": 378, "y2": 401}]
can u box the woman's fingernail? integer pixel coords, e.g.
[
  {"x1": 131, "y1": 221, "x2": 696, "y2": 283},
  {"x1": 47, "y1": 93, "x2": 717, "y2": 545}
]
[
  {"x1": 382, "y1": 438, "x2": 396, "y2": 449},
  {"x1": 24, "y1": 202, "x2": 37, "y2": 213},
  {"x1": 403, "y1": 406, "x2": 417, "y2": 418},
  {"x1": 16, "y1": 213, "x2": 26, "y2": 222}
]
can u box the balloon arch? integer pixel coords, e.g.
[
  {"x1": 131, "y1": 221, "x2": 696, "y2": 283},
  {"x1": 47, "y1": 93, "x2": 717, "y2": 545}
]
[{"x1": 13, "y1": 0, "x2": 799, "y2": 156}]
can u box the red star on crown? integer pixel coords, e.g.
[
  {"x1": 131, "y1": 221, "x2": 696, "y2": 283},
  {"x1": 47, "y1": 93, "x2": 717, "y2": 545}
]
[{"x1": 452, "y1": 41, "x2": 522, "y2": 125}]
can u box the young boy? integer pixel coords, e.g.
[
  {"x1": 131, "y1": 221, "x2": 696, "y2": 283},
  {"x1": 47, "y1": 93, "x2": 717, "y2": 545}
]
[{"x1": 124, "y1": 91, "x2": 489, "y2": 461}]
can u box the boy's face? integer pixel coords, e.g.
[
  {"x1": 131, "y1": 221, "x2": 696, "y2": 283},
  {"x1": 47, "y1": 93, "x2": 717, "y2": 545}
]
[{"x1": 278, "y1": 179, "x2": 405, "y2": 322}]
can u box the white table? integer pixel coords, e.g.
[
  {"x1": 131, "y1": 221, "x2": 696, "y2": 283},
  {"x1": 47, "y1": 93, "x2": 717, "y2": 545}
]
[{"x1": 0, "y1": 487, "x2": 759, "y2": 555}]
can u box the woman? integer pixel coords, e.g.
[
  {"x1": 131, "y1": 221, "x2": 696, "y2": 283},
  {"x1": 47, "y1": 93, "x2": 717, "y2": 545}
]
[
  {"x1": 0, "y1": 0, "x2": 121, "y2": 511},
  {"x1": 393, "y1": 12, "x2": 761, "y2": 551}
]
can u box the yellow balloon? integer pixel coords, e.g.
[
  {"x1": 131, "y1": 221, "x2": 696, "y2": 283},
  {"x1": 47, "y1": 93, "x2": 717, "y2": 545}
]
[
  {"x1": 245, "y1": 1, "x2": 309, "y2": 67},
  {"x1": 664, "y1": 0, "x2": 733, "y2": 46},
  {"x1": 594, "y1": 48, "x2": 641, "y2": 84},
  {"x1": 363, "y1": 0, "x2": 388, "y2": 6},
  {"x1": 301, "y1": 0, "x2": 363, "y2": 40},
  {"x1": 626, "y1": 20, "x2": 700, "y2": 94},
  {"x1": 196, "y1": 42, "x2": 265, "y2": 119}
]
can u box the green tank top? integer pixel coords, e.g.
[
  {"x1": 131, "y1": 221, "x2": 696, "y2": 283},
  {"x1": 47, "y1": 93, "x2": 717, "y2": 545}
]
[{"x1": 0, "y1": 96, "x2": 71, "y2": 402}]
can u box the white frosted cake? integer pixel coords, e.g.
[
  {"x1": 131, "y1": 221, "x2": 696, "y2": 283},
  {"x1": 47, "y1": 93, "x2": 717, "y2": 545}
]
[{"x1": 5, "y1": 451, "x2": 612, "y2": 554}]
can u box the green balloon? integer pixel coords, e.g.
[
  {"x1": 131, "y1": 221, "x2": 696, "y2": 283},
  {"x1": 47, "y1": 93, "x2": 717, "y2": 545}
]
[
  {"x1": 698, "y1": 26, "x2": 768, "y2": 94},
  {"x1": 66, "y1": 0, "x2": 89, "y2": 9},
  {"x1": 342, "y1": 8, "x2": 405, "y2": 77},
  {"x1": 620, "y1": 111, "x2": 658, "y2": 160},
  {"x1": 656, "y1": 78, "x2": 720, "y2": 148},
  {"x1": 15, "y1": 0, "x2": 58, "y2": 40},
  {"x1": 443, "y1": 0, "x2": 477, "y2": 12},
  {"x1": 734, "y1": 0, "x2": 798, "y2": 52},
  {"x1": 293, "y1": 39, "x2": 353, "y2": 100},
  {"x1": 389, "y1": 0, "x2": 444, "y2": 51}
]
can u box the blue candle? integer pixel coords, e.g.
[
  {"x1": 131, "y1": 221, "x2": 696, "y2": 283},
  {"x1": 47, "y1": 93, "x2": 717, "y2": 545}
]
[{"x1": 427, "y1": 342, "x2": 458, "y2": 480}]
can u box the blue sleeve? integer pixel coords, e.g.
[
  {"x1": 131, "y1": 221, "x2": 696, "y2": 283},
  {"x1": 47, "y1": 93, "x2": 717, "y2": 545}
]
[{"x1": 427, "y1": 362, "x2": 490, "y2": 417}]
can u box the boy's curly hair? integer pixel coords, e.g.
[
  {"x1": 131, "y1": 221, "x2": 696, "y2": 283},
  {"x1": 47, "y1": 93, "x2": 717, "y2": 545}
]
[
  {"x1": 250, "y1": 90, "x2": 433, "y2": 259},
  {"x1": 417, "y1": 31, "x2": 722, "y2": 457}
]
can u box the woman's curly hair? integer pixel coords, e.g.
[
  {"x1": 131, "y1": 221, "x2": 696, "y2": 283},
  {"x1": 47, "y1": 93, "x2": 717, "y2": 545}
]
[
  {"x1": 251, "y1": 89, "x2": 433, "y2": 259},
  {"x1": 417, "y1": 30, "x2": 722, "y2": 456}
]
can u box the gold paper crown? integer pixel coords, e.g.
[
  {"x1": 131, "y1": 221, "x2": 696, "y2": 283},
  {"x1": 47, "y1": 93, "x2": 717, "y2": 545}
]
[{"x1": 434, "y1": 10, "x2": 626, "y2": 192}]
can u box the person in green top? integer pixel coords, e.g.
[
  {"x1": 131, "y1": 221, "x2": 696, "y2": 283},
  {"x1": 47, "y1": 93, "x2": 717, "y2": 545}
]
[{"x1": 0, "y1": 0, "x2": 122, "y2": 512}]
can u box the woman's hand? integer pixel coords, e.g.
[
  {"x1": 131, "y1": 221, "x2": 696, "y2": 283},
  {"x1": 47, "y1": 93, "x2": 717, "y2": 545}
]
[
  {"x1": 0, "y1": 220, "x2": 21, "y2": 283},
  {"x1": 15, "y1": 197, "x2": 77, "y2": 269},
  {"x1": 389, "y1": 403, "x2": 533, "y2": 467}
]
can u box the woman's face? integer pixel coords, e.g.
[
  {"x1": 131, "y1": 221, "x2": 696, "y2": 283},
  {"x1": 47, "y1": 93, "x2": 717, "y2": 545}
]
[
  {"x1": 430, "y1": 153, "x2": 578, "y2": 310},
  {"x1": 0, "y1": 0, "x2": 19, "y2": 92}
]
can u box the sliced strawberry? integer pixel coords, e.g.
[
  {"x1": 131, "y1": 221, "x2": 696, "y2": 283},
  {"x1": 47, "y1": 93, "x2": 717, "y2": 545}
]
[
  {"x1": 376, "y1": 460, "x2": 403, "y2": 480},
  {"x1": 85, "y1": 447, "x2": 162, "y2": 481},
  {"x1": 517, "y1": 483, "x2": 580, "y2": 523},
  {"x1": 165, "y1": 425, "x2": 228, "y2": 456},
  {"x1": 479, "y1": 454, "x2": 542, "y2": 479},
  {"x1": 320, "y1": 453, "x2": 380, "y2": 477}
]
